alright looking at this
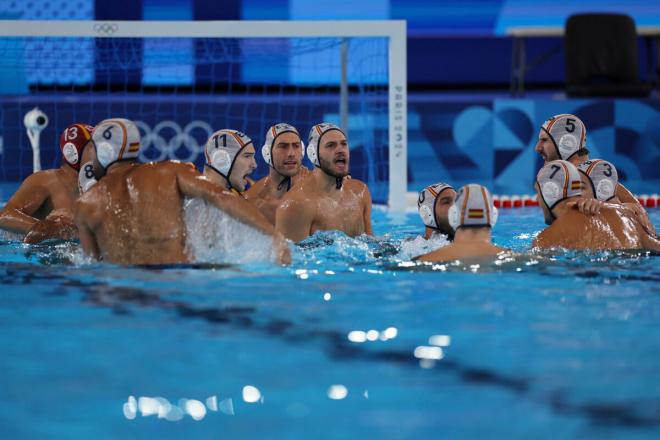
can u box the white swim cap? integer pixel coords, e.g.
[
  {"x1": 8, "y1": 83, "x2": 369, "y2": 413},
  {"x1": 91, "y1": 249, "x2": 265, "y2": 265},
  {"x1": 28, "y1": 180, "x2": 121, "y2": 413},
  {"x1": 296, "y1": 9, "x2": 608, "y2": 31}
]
[
  {"x1": 307, "y1": 122, "x2": 344, "y2": 168},
  {"x1": 541, "y1": 114, "x2": 587, "y2": 160},
  {"x1": 204, "y1": 129, "x2": 253, "y2": 178},
  {"x1": 261, "y1": 123, "x2": 304, "y2": 167},
  {"x1": 577, "y1": 159, "x2": 618, "y2": 202},
  {"x1": 417, "y1": 182, "x2": 454, "y2": 229},
  {"x1": 92, "y1": 118, "x2": 141, "y2": 169},
  {"x1": 78, "y1": 161, "x2": 98, "y2": 193},
  {"x1": 536, "y1": 160, "x2": 582, "y2": 212},
  {"x1": 448, "y1": 184, "x2": 498, "y2": 231}
]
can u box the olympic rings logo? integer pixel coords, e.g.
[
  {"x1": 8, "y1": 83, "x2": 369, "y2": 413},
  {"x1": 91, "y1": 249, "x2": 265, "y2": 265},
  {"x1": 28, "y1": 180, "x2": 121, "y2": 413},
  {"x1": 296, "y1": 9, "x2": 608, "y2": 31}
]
[
  {"x1": 93, "y1": 23, "x2": 119, "y2": 36},
  {"x1": 135, "y1": 120, "x2": 214, "y2": 163}
]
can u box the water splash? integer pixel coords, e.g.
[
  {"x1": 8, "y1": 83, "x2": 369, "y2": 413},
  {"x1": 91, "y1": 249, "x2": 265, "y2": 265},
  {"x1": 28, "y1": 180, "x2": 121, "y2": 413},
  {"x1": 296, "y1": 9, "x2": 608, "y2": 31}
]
[
  {"x1": 397, "y1": 233, "x2": 450, "y2": 260},
  {"x1": 0, "y1": 229, "x2": 22, "y2": 242},
  {"x1": 183, "y1": 198, "x2": 276, "y2": 264}
]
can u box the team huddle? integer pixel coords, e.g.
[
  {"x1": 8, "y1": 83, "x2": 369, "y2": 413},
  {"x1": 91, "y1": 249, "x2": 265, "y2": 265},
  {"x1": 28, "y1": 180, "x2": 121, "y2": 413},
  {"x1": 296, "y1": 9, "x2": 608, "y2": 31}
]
[
  {"x1": 0, "y1": 113, "x2": 657, "y2": 265},
  {"x1": 415, "y1": 113, "x2": 658, "y2": 260}
]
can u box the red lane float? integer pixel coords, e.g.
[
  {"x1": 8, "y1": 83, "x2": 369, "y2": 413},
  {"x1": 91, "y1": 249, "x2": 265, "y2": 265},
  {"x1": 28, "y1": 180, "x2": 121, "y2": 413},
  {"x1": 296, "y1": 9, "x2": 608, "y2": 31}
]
[{"x1": 491, "y1": 194, "x2": 658, "y2": 208}]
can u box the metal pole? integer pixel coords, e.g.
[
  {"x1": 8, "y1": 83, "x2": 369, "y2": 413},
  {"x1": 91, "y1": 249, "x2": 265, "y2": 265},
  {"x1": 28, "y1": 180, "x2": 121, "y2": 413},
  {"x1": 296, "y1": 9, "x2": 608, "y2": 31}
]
[{"x1": 340, "y1": 38, "x2": 349, "y2": 134}]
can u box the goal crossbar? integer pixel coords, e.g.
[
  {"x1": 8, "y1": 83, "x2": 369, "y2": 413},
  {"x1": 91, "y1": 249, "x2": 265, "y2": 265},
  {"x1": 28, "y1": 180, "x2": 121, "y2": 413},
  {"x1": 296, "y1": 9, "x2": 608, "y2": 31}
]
[{"x1": 0, "y1": 20, "x2": 407, "y2": 212}]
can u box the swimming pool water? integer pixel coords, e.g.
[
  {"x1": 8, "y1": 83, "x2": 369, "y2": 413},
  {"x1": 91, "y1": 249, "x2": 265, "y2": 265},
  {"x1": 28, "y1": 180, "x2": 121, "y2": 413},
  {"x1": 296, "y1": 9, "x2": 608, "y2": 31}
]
[{"x1": 1, "y1": 184, "x2": 659, "y2": 439}]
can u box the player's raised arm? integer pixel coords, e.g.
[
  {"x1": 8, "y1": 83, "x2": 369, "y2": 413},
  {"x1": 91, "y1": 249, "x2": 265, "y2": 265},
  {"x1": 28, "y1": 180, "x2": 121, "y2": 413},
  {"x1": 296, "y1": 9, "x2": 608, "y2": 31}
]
[
  {"x1": 275, "y1": 198, "x2": 314, "y2": 243},
  {"x1": 617, "y1": 183, "x2": 656, "y2": 235},
  {"x1": 0, "y1": 173, "x2": 50, "y2": 234}
]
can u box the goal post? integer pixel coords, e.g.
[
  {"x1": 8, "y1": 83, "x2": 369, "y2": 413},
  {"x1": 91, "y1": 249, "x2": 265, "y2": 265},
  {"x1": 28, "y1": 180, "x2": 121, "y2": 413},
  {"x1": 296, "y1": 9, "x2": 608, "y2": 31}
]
[{"x1": 0, "y1": 19, "x2": 407, "y2": 211}]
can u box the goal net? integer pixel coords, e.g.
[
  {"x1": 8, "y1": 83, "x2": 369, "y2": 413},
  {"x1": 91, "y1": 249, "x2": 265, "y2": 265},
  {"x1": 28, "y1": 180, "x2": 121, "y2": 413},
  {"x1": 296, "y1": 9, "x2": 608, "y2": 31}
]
[{"x1": 0, "y1": 20, "x2": 406, "y2": 210}]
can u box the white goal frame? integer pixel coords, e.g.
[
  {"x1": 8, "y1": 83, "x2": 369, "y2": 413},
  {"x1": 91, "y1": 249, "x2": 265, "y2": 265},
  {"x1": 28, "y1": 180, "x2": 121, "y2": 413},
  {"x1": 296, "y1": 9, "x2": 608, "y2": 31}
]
[{"x1": 0, "y1": 20, "x2": 407, "y2": 212}]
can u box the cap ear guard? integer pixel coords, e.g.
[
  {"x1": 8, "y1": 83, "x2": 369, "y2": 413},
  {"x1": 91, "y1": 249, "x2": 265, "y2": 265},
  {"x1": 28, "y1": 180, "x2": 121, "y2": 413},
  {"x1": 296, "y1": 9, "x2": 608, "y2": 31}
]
[
  {"x1": 306, "y1": 138, "x2": 319, "y2": 167},
  {"x1": 540, "y1": 180, "x2": 562, "y2": 208},
  {"x1": 418, "y1": 204, "x2": 435, "y2": 228},
  {"x1": 95, "y1": 141, "x2": 115, "y2": 169},
  {"x1": 417, "y1": 188, "x2": 438, "y2": 229},
  {"x1": 490, "y1": 205, "x2": 499, "y2": 227},
  {"x1": 447, "y1": 203, "x2": 460, "y2": 231},
  {"x1": 261, "y1": 142, "x2": 272, "y2": 166},
  {"x1": 596, "y1": 179, "x2": 615, "y2": 201},
  {"x1": 209, "y1": 149, "x2": 232, "y2": 176},
  {"x1": 557, "y1": 134, "x2": 578, "y2": 159},
  {"x1": 62, "y1": 142, "x2": 80, "y2": 167}
]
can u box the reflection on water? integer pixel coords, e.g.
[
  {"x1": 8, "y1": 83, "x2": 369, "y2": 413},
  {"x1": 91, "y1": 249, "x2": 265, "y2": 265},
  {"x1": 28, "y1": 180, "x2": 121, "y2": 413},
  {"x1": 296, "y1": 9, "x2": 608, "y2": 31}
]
[{"x1": 123, "y1": 395, "x2": 235, "y2": 421}]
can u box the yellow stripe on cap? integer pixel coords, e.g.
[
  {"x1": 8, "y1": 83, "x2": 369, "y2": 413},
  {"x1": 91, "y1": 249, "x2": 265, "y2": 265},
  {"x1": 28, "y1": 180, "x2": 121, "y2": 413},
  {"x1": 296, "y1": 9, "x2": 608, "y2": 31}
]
[
  {"x1": 479, "y1": 186, "x2": 491, "y2": 225},
  {"x1": 128, "y1": 142, "x2": 140, "y2": 153},
  {"x1": 571, "y1": 181, "x2": 582, "y2": 190},
  {"x1": 230, "y1": 131, "x2": 245, "y2": 147},
  {"x1": 560, "y1": 161, "x2": 569, "y2": 198},
  {"x1": 114, "y1": 119, "x2": 128, "y2": 160},
  {"x1": 78, "y1": 123, "x2": 92, "y2": 141},
  {"x1": 585, "y1": 159, "x2": 601, "y2": 175}
]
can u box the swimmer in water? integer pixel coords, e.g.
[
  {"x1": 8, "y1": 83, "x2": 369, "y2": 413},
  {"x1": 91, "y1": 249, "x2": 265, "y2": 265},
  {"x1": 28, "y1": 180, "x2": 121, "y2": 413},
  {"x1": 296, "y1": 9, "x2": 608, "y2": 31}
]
[
  {"x1": 202, "y1": 129, "x2": 257, "y2": 196},
  {"x1": 275, "y1": 123, "x2": 373, "y2": 242},
  {"x1": 534, "y1": 113, "x2": 652, "y2": 229},
  {"x1": 417, "y1": 182, "x2": 457, "y2": 241},
  {"x1": 532, "y1": 160, "x2": 659, "y2": 251},
  {"x1": 416, "y1": 184, "x2": 507, "y2": 262},
  {"x1": 244, "y1": 123, "x2": 309, "y2": 224},
  {"x1": 75, "y1": 118, "x2": 291, "y2": 265},
  {"x1": 0, "y1": 123, "x2": 93, "y2": 243}
]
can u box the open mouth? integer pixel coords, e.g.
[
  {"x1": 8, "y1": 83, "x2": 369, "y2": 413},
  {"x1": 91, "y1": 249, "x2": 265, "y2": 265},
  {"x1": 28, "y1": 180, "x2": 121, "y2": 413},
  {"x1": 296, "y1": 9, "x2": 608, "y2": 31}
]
[{"x1": 334, "y1": 157, "x2": 347, "y2": 168}]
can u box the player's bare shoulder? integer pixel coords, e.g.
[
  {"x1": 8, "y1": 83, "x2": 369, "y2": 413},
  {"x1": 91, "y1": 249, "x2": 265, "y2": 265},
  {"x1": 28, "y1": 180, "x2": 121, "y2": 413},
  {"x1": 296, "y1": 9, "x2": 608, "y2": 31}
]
[
  {"x1": 344, "y1": 177, "x2": 369, "y2": 195},
  {"x1": 280, "y1": 179, "x2": 310, "y2": 204},
  {"x1": 244, "y1": 176, "x2": 268, "y2": 199},
  {"x1": 23, "y1": 169, "x2": 59, "y2": 190},
  {"x1": 277, "y1": 183, "x2": 317, "y2": 220}
]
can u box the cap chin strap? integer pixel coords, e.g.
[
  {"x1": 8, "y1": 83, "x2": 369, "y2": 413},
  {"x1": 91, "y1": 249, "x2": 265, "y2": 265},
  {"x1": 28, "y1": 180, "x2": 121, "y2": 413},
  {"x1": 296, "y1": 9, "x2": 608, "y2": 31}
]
[
  {"x1": 207, "y1": 164, "x2": 237, "y2": 192},
  {"x1": 277, "y1": 175, "x2": 292, "y2": 191},
  {"x1": 272, "y1": 158, "x2": 292, "y2": 192},
  {"x1": 429, "y1": 196, "x2": 440, "y2": 230}
]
